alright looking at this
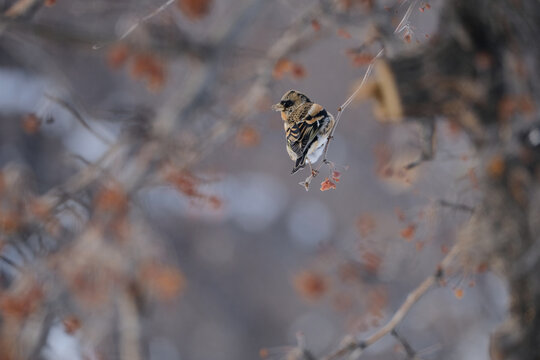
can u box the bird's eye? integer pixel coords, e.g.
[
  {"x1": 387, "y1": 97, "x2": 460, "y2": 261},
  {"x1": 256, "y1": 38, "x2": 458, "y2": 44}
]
[{"x1": 281, "y1": 100, "x2": 294, "y2": 108}]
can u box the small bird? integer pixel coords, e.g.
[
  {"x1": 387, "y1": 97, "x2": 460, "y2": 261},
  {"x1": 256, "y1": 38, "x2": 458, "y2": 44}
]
[{"x1": 272, "y1": 90, "x2": 335, "y2": 174}]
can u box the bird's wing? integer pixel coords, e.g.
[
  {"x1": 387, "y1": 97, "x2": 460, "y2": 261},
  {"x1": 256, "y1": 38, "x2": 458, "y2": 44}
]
[{"x1": 286, "y1": 103, "x2": 328, "y2": 158}]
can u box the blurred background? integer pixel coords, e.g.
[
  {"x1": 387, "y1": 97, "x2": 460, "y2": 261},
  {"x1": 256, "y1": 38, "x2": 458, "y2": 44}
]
[{"x1": 0, "y1": 0, "x2": 509, "y2": 359}]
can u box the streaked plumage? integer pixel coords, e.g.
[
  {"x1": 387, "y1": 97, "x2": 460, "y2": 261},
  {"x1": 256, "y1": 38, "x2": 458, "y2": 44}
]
[{"x1": 272, "y1": 90, "x2": 335, "y2": 174}]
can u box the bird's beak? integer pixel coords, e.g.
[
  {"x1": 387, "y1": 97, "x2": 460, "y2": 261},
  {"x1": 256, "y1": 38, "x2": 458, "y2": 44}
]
[{"x1": 272, "y1": 103, "x2": 284, "y2": 111}]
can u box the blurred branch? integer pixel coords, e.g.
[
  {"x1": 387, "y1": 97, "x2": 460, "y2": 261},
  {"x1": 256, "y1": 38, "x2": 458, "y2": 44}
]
[
  {"x1": 28, "y1": 311, "x2": 55, "y2": 360},
  {"x1": 391, "y1": 329, "x2": 423, "y2": 360},
  {"x1": 155, "y1": 0, "x2": 267, "y2": 135},
  {"x1": 93, "y1": 0, "x2": 175, "y2": 50},
  {"x1": 45, "y1": 94, "x2": 114, "y2": 146},
  {"x1": 2, "y1": 0, "x2": 43, "y2": 19},
  {"x1": 118, "y1": 290, "x2": 142, "y2": 360},
  {"x1": 45, "y1": 140, "x2": 123, "y2": 211},
  {"x1": 3, "y1": 19, "x2": 214, "y2": 59},
  {"x1": 405, "y1": 119, "x2": 435, "y2": 170},
  {"x1": 438, "y1": 200, "x2": 475, "y2": 213},
  {"x1": 321, "y1": 243, "x2": 460, "y2": 360},
  {"x1": 0, "y1": 254, "x2": 20, "y2": 270}
]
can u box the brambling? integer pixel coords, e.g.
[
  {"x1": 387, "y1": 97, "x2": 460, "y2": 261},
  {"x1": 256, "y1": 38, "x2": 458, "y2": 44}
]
[{"x1": 272, "y1": 90, "x2": 335, "y2": 174}]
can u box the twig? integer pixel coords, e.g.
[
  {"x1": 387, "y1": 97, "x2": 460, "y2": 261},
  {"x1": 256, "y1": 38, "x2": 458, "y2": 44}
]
[
  {"x1": 92, "y1": 0, "x2": 176, "y2": 50},
  {"x1": 322, "y1": 244, "x2": 460, "y2": 360},
  {"x1": 394, "y1": 0, "x2": 419, "y2": 34},
  {"x1": 301, "y1": 49, "x2": 383, "y2": 190},
  {"x1": 3, "y1": 0, "x2": 44, "y2": 19},
  {"x1": 28, "y1": 311, "x2": 55, "y2": 360},
  {"x1": 44, "y1": 94, "x2": 113, "y2": 146},
  {"x1": 296, "y1": 332, "x2": 317, "y2": 360},
  {"x1": 438, "y1": 200, "x2": 475, "y2": 213},
  {"x1": 405, "y1": 119, "x2": 435, "y2": 170},
  {"x1": 0, "y1": 254, "x2": 21, "y2": 270},
  {"x1": 391, "y1": 329, "x2": 421, "y2": 360},
  {"x1": 415, "y1": 342, "x2": 442, "y2": 358},
  {"x1": 8, "y1": 241, "x2": 29, "y2": 264},
  {"x1": 324, "y1": 48, "x2": 384, "y2": 157},
  {"x1": 118, "y1": 290, "x2": 142, "y2": 360},
  {"x1": 43, "y1": 140, "x2": 122, "y2": 213}
]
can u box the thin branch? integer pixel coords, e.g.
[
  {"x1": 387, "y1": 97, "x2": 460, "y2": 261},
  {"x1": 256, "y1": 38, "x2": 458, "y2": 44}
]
[
  {"x1": 296, "y1": 332, "x2": 317, "y2": 360},
  {"x1": 300, "y1": 49, "x2": 383, "y2": 190},
  {"x1": 416, "y1": 342, "x2": 442, "y2": 358},
  {"x1": 328, "y1": 49, "x2": 383, "y2": 137},
  {"x1": 92, "y1": 0, "x2": 176, "y2": 50},
  {"x1": 3, "y1": 0, "x2": 44, "y2": 19},
  {"x1": 405, "y1": 119, "x2": 435, "y2": 170},
  {"x1": 321, "y1": 244, "x2": 460, "y2": 360},
  {"x1": 438, "y1": 200, "x2": 475, "y2": 213},
  {"x1": 8, "y1": 241, "x2": 29, "y2": 264},
  {"x1": 0, "y1": 254, "x2": 21, "y2": 270},
  {"x1": 28, "y1": 311, "x2": 56, "y2": 360},
  {"x1": 118, "y1": 290, "x2": 142, "y2": 360},
  {"x1": 339, "y1": 50, "x2": 385, "y2": 114},
  {"x1": 394, "y1": 0, "x2": 419, "y2": 34},
  {"x1": 44, "y1": 94, "x2": 114, "y2": 146},
  {"x1": 44, "y1": 140, "x2": 122, "y2": 212},
  {"x1": 391, "y1": 329, "x2": 422, "y2": 360},
  {"x1": 363, "y1": 275, "x2": 434, "y2": 346}
]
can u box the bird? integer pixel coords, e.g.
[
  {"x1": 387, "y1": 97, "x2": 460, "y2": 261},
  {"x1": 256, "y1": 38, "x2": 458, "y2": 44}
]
[{"x1": 272, "y1": 90, "x2": 335, "y2": 174}]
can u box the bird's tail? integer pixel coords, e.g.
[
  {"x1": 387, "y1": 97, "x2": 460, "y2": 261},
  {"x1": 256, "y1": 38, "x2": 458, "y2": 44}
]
[{"x1": 291, "y1": 154, "x2": 306, "y2": 174}]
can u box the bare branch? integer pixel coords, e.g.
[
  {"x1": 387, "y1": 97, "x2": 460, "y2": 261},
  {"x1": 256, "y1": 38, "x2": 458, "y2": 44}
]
[
  {"x1": 322, "y1": 244, "x2": 460, "y2": 360},
  {"x1": 92, "y1": 0, "x2": 175, "y2": 50},
  {"x1": 0, "y1": 254, "x2": 20, "y2": 270},
  {"x1": 45, "y1": 94, "x2": 114, "y2": 146},
  {"x1": 3, "y1": 0, "x2": 44, "y2": 19},
  {"x1": 438, "y1": 200, "x2": 475, "y2": 213},
  {"x1": 405, "y1": 119, "x2": 435, "y2": 170},
  {"x1": 391, "y1": 329, "x2": 422, "y2": 360},
  {"x1": 118, "y1": 290, "x2": 142, "y2": 360}
]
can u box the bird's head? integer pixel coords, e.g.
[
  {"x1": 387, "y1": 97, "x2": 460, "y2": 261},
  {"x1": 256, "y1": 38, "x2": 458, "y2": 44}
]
[{"x1": 272, "y1": 90, "x2": 311, "y2": 115}]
